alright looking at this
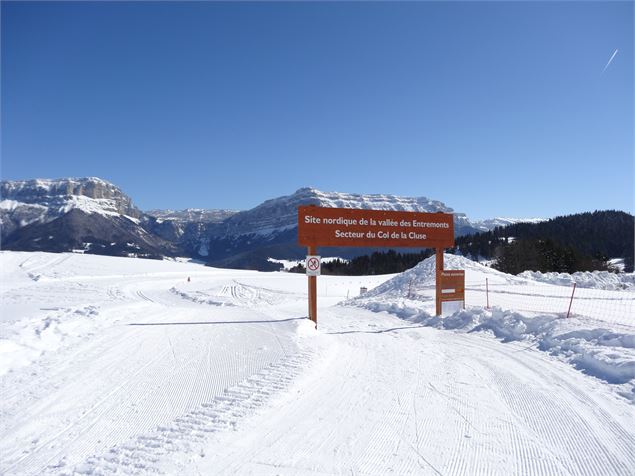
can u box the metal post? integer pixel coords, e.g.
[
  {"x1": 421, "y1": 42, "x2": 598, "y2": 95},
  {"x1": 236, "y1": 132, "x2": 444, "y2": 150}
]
[
  {"x1": 435, "y1": 248, "x2": 444, "y2": 316},
  {"x1": 486, "y1": 278, "x2": 489, "y2": 309},
  {"x1": 308, "y1": 245, "x2": 318, "y2": 328},
  {"x1": 566, "y1": 282, "x2": 577, "y2": 318}
]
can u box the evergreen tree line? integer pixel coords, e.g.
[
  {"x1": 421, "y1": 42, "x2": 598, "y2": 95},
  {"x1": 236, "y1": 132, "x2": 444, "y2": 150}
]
[
  {"x1": 454, "y1": 210, "x2": 634, "y2": 273},
  {"x1": 491, "y1": 238, "x2": 612, "y2": 275},
  {"x1": 289, "y1": 249, "x2": 434, "y2": 275},
  {"x1": 288, "y1": 211, "x2": 633, "y2": 276}
]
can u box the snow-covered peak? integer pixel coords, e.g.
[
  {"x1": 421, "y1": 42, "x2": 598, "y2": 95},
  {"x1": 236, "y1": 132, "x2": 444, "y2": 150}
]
[
  {"x1": 219, "y1": 187, "x2": 456, "y2": 237},
  {"x1": 0, "y1": 177, "x2": 141, "y2": 238},
  {"x1": 2, "y1": 177, "x2": 119, "y2": 199},
  {"x1": 471, "y1": 217, "x2": 546, "y2": 231},
  {"x1": 282, "y1": 187, "x2": 453, "y2": 213}
]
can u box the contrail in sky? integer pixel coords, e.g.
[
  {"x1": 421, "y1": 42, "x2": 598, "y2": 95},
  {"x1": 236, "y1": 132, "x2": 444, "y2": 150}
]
[{"x1": 602, "y1": 49, "x2": 618, "y2": 73}]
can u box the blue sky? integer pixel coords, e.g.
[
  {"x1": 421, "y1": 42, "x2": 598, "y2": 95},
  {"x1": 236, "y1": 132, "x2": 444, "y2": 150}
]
[{"x1": 2, "y1": 1, "x2": 633, "y2": 219}]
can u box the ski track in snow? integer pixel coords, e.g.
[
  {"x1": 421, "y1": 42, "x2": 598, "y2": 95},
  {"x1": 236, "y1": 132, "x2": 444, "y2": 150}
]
[
  {"x1": 1, "y1": 252, "x2": 634, "y2": 475},
  {"x1": 203, "y1": 309, "x2": 634, "y2": 475},
  {"x1": 1, "y1": 253, "x2": 311, "y2": 475}
]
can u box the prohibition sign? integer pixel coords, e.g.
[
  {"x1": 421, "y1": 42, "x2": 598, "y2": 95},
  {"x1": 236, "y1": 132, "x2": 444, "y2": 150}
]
[
  {"x1": 306, "y1": 255, "x2": 321, "y2": 276},
  {"x1": 307, "y1": 257, "x2": 320, "y2": 271}
]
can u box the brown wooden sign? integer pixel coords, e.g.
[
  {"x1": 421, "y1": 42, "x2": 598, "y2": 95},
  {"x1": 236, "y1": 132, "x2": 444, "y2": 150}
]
[
  {"x1": 298, "y1": 206, "x2": 458, "y2": 328},
  {"x1": 437, "y1": 270, "x2": 465, "y2": 302},
  {"x1": 298, "y1": 206, "x2": 454, "y2": 249}
]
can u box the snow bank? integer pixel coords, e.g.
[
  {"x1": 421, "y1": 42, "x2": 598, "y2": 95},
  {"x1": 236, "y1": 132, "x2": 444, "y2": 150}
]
[
  {"x1": 0, "y1": 305, "x2": 111, "y2": 376},
  {"x1": 169, "y1": 286, "x2": 236, "y2": 307},
  {"x1": 349, "y1": 302, "x2": 635, "y2": 400},
  {"x1": 519, "y1": 270, "x2": 635, "y2": 291},
  {"x1": 345, "y1": 254, "x2": 635, "y2": 401}
]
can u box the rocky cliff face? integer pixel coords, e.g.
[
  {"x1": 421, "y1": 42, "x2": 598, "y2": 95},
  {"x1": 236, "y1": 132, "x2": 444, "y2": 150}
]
[
  {"x1": 1, "y1": 177, "x2": 140, "y2": 216},
  {"x1": 1, "y1": 177, "x2": 141, "y2": 239},
  {"x1": 212, "y1": 187, "x2": 469, "y2": 238},
  {"x1": 0, "y1": 178, "x2": 176, "y2": 257}
]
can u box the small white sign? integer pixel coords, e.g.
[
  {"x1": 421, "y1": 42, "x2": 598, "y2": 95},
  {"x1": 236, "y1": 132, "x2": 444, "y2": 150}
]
[{"x1": 306, "y1": 255, "x2": 321, "y2": 276}]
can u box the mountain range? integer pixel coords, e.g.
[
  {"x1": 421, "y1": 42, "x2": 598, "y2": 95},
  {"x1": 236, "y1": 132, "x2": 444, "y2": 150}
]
[{"x1": 1, "y1": 177, "x2": 544, "y2": 270}]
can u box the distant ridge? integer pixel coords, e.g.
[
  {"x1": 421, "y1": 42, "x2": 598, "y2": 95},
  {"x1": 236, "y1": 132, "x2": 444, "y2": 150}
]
[{"x1": 1, "y1": 177, "x2": 565, "y2": 269}]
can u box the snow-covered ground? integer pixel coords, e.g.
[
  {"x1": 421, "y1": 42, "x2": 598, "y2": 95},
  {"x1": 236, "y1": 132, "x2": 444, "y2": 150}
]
[
  {"x1": 1, "y1": 252, "x2": 634, "y2": 475},
  {"x1": 267, "y1": 256, "x2": 348, "y2": 271},
  {"x1": 518, "y1": 269, "x2": 635, "y2": 291}
]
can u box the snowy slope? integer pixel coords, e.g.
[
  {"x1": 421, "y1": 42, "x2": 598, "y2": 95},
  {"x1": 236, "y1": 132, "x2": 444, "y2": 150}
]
[
  {"x1": 471, "y1": 216, "x2": 546, "y2": 231},
  {"x1": 146, "y1": 208, "x2": 238, "y2": 225},
  {"x1": 1, "y1": 251, "x2": 634, "y2": 475},
  {"x1": 519, "y1": 269, "x2": 635, "y2": 291}
]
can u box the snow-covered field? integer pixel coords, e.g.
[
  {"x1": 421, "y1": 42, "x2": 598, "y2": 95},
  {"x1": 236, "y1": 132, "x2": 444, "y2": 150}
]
[
  {"x1": 518, "y1": 269, "x2": 635, "y2": 290},
  {"x1": 1, "y1": 251, "x2": 634, "y2": 475}
]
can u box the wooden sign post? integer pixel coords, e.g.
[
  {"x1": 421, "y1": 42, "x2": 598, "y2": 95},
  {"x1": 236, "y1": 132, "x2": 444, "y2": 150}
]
[
  {"x1": 298, "y1": 206, "x2": 456, "y2": 328},
  {"x1": 436, "y1": 248, "x2": 444, "y2": 316},
  {"x1": 307, "y1": 245, "x2": 318, "y2": 325}
]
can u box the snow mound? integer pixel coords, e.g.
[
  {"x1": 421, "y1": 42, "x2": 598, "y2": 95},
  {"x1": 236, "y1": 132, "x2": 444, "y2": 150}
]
[
  {"x1": 0, "y1": 305, "x2": 103, "y2": 376},
  {"x1": 519, "y1": 270, "x2": 635, "y2": 291},
  {"x1": 358, "y1": 253, "x2": 524, "y2": 300}
]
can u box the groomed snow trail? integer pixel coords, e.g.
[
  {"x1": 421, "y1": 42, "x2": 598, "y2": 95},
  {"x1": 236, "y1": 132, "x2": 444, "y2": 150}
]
[
  {"x1": 1, "y1": 254, "x2": 315, "y2": 475},
  {"x1": 1, "y1": 252, "x2": 634, "y2": 475},
  {"x1": 196, "y1": 308, "x2": 635, "y2": 475}
]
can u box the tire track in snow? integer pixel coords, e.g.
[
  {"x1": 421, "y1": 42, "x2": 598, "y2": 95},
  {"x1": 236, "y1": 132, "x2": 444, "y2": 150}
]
[
  {"x1": 20, "y1": 254, "x2": 73, "y2": 280},
  {"x1": 68, "y1": 349, "x2": 314, "y2": 475},
  {"x1": 214, "y1": 316, "x2": 442, "y2": 475},
  {"x1": 136, "y1": 290, "x2": 155, "y2": 303}
]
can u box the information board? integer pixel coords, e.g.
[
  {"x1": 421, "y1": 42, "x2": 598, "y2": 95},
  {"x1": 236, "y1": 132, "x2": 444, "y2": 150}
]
[
  {"x1": 437, "y1": 270, "x2": 465, "y2": 303},
  {"x1": 298, "y1": 206, "x2": 454, "y2": 249}
]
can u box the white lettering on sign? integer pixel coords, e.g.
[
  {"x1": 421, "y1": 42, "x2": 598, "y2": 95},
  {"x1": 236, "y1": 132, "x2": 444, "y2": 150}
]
[
  {"x1": 413, "y1": 220, "x2": 450, "y2": 228},
  {"x1": 303, "y1": 215, "x2": 449, "y2": 232},
  {"x1": 305, "y1": 215, "x2": 362, "y2": 227},
  {"x1": 335, "y1": 230, "x2": 365, "y2": 238}
]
